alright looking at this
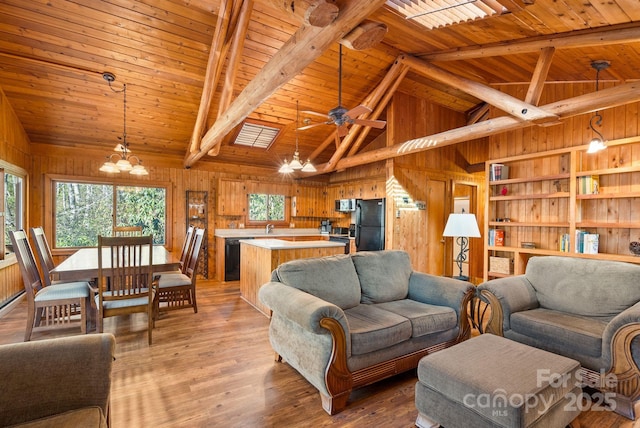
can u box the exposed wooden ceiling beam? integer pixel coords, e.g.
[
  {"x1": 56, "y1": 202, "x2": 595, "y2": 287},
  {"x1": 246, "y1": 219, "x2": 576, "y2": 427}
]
[
  {"x1": 418, "y1": 22, "x2": 640, "y2": 62},
  {"x1": 184, "y1": 0, "x2": 388, "y2": 168},
  {"x1": 189, "y1": 0, "x2": 235, "y2": 154},
  {"x1": 208, "y1": 0, "x2": 254, "y2": 156},
  {"x1": 399, "y1": 54, "x2": 558, "y2": 123},
  {"x1": 315, "y1": 81, "x2": 640, "y2": 172},
  {"x1": 525, "y1": 47, "x2": 554, "y2": 105}
]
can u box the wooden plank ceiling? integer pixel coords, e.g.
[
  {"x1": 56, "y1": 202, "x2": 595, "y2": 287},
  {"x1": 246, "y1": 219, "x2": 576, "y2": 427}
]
[{"x1": 1, "y1": 0, "x2": 640, "y2": 173}]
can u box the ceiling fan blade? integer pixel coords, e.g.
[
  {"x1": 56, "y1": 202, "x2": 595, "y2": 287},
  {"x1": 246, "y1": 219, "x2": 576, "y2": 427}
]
[
  {"x1": 298, "y1": 122, "x2": 330, "y2": 131},
  {"x1": 353, "y1": 118, "x2": 387, "y2": 129},
  {"x1": 344, "y1": 105, "x2": 371, "y2": 119},
  {"x1": 301, "y1": 110, "x2": 329, "y2": 119},
  {"x1": 337, "y1": 124, "x2": 349, "y2": 137}
]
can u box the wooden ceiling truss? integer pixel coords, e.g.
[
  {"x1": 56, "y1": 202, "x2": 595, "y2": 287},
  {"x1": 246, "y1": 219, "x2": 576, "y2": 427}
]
[{"x1": 185, "y1": 17, "x2": 640, "y2": 174}]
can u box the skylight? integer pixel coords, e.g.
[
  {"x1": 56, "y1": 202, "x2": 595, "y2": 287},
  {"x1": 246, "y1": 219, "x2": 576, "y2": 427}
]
[
  {"x1": 233, "y1": 122, "x2": 280, "y2": 149},
  {"x1": 386, "y1": 0, "x2": 508, "y2": 30}
]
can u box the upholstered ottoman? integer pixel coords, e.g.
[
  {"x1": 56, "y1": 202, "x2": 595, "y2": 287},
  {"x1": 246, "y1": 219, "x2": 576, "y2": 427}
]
[{"x1": 415, "y1": 334, "x2": 582, "y2": 428}]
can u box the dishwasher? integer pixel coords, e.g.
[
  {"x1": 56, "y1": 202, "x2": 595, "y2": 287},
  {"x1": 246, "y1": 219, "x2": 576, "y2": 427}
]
[{"x1": 224, "y1": 238, "x2": 252, "y2": 281}]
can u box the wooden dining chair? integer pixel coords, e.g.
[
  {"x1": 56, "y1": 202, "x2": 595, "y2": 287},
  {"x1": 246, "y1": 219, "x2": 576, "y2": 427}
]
[
  {"x1": 97, "y1": 234, "x2": 157, "y2": 345},
  {"x1": 29, "y1": 226, "x2": 58, "y2": 287},
  {"x1": 113, "y1": 225, "x2": 143, "y2": 236},
  {"x1": 155, "y1": 228, "x2": 205, "y2": 315},
  {"x1": 156, "y1": 225, "x2": 195, "y2": 276},
  {"x1": 9, "y1": 230, "x2": 92, "y2": 341}
]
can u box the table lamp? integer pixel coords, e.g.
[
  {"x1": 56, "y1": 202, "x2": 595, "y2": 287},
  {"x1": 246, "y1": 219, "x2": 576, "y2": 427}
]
[{"x1": 443, "y1": 213, "x2": 481, "y2": 280}]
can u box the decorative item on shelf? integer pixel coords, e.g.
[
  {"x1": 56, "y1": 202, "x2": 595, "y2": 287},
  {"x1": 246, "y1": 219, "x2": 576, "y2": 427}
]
[
  {"x1": 521, "y1": 242, "x2": 536, "y2": 249},
  {"x1": 586, "y1": 60, "x2": 610, "y2": 154},
  {"x1": 443, "y1": 212, "x2": 481, "y2": 281},
  {"x1": 630, "y1": 241, "x2": 640, "y2": 256},
  {"x1": 500, "y1": 186, "x2": 508, "y2": 196},
  {"x1": 99, "y1": 72, "x2": 149, "y2": 175},
  {"x1": 489, "y1": 256, "x2": 513, "y2": 275},
  {"x1": 279, "y1": 101, "x2": 316, "y2": 173}
]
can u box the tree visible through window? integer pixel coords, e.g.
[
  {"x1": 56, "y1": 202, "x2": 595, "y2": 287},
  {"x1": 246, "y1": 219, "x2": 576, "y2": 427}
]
[
  {"x1": 54, "y1": 181, "x2": 166, "y2": 247},
  {"x1": 2, "y1": 168, "x2": 25, "y2": 259},
  {"x1": 248, "y1": 193, "x2": 285, "y2": 222}
]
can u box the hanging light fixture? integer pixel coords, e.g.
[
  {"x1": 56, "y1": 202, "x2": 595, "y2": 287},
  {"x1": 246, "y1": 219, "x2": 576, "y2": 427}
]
[
  {"x1": 99, "y1": 72, "x2": 149, "y2": 175},
  {"x1": 280, "y1": 101, "x2": 316, "y2": 173},
  {"x1": 587, "y1": 60, "x2": 610, "y2": 154}
]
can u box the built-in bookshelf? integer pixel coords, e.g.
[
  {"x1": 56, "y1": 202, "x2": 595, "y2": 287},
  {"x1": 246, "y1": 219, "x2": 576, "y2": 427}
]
[{"x1": 484, "y1": 143, "x2": 640, "y2": 281}]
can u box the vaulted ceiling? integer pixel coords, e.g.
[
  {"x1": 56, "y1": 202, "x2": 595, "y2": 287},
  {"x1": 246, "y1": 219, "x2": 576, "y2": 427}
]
[{"x1": 1, "y1": 0, "x2": 640, "y2": 174}]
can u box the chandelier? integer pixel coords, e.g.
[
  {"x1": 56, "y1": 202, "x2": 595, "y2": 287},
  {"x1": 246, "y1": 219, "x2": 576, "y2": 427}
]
[
  {"x1": 586, "y1": 60, "x2": 609, "y2": 154},
  {"x1": 99, "y1": 72, "x2": 149, "y2": 175},
  {"x1": 279, "y1": 101, "x2": 316, "y2": 173}
]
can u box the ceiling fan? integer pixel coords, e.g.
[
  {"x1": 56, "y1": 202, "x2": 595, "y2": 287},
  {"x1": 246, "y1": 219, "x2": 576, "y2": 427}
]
[{"x1": 298, "y1": 45, "x2": 386, "y2": 137}]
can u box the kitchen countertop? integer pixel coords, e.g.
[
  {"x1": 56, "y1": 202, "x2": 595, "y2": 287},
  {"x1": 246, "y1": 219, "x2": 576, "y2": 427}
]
[
  {"x1": 215, "y1": 228, "x2": 352, "y2": 239},
  {"x1": 239, "y1": 238, "x2": 345, "y2": 250}
]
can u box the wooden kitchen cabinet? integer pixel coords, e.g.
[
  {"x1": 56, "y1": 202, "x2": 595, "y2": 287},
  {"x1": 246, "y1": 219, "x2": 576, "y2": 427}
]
[
  {"x1": 291, "y1": 184, "x2": 325, "y2": 217},
  {"x1": 217, "y1": 179, "x2": 246, "y2": 216}
]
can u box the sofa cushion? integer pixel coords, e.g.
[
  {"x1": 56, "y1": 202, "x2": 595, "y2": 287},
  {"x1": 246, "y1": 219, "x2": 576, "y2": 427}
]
[
  {"x1": 375, "y1": 299, "x2": 457, "y2": 337},
  {"x1": 344, "y1": 304, "x2": 412, "y2": 355},
  {"x1": 526, "y1": 256, "x2": 640, "y2": 318},
  {"x1": 351, "y1": 250, "x2": 412, "y2": 304},
  {"x1": 274, "y1": 254, "x2": 361, "y2": 310},
  {"x1": 510, "y1": 308, "x2": 607, "y2": 358}
]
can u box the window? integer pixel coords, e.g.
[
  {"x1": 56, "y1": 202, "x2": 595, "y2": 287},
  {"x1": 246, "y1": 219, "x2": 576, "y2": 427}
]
[
  {"x1": 1, "y1": 165, "x2": 26, "y2": 260},
  {"x1": 54, "y1": 180, "x2": 167, "y2": 247},
  {"x1": 248, "y1": 193, "x2": 287, "y2": 224}
]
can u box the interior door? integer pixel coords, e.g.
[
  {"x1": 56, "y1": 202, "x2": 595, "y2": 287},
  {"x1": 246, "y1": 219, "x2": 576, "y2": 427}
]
[{"x1": 425, "y1": 179, "x2": 447, "y2": 275}]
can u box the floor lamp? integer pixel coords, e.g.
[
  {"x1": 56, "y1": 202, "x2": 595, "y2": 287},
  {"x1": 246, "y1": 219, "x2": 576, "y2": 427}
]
[{"x1": 443, "y1": 213, "x2": 481, "y2": 281}]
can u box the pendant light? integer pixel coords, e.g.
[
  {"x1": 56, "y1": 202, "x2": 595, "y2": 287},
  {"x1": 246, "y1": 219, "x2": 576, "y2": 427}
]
[
  {"x1": 587, "y1": 60, "x2": 609, "y2": 154},
  {"x1": 280, "y1": 101, "x2": 316, "y2": 173},
  {"x1": 99, "y1": 72, "x2": 149, "y2": 175}
]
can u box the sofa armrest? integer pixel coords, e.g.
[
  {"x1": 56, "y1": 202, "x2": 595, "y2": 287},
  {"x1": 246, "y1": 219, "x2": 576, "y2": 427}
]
[
  {"x1": 259, "y1": 282, "x2": 348, "y2": 335},
  {"x1": 408, "y1": 272, "x2": 475, "y2": 341},
  {"x1": 476, "y1": 276, "x2": 539, "y2": 335},
  {"x1": 602, "y1": 302, "x2": 640, "y2": 373},
  {"x1": 408, "y1": 272, "x2": 473, "y2": 316},
  {"x1": 0, "y1": 333, "x2": 116, "y2": 427}
]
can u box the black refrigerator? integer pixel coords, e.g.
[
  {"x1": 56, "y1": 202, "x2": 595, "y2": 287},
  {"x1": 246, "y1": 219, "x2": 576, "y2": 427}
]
[{"x1": 355, "y1": 198, "x2": 385, "y2": 251}]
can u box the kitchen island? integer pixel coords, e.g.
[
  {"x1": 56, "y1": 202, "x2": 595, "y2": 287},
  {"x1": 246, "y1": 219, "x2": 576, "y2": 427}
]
[{"x1": 240, "y1": 238, "x2": 346, "y2": 316}]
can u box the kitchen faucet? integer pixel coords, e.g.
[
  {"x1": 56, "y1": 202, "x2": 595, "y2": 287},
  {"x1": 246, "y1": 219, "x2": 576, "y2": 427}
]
[{"x1": 266, "y1": 224, "x2": 274, "y2": 234}]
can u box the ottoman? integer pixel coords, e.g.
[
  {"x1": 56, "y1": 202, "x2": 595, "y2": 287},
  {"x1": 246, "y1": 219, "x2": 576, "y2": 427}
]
[{"x1": 415, "y1": 334, "x2": 582, "y2": 428}]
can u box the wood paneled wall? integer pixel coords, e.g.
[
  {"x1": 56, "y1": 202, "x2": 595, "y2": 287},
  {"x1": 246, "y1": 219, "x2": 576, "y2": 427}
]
[
  {"x1": 488, "y1": 82, "x2": 639, "y2": 158},
  {"x1": 386, "y1": 92, "x2": 487, "y2": 281},
  {"x1": 0, "y1": 87, "x2": 32, "y2": 307}
]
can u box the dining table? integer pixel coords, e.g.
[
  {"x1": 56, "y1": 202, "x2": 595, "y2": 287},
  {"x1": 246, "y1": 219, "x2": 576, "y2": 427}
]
[{"x1": 51, "y1": 245, "x2": 181, "y2": 282}]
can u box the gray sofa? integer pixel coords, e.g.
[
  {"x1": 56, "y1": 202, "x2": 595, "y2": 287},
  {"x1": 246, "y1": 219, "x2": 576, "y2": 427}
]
[
  {"x1": 258, "y1": 250, "x2": 474, "y2": 414},
  {"x1": 477, "y1": 256, "x2": 640, "y2": 419}
]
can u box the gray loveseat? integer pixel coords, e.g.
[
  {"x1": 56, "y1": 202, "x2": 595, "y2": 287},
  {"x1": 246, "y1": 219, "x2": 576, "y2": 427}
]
[
  {"x1": 477, "y1": 256, "x2": 640, "y2": 419},
  {"x1": 258, "y1": 250, "x2": 474, "y2": 414}
]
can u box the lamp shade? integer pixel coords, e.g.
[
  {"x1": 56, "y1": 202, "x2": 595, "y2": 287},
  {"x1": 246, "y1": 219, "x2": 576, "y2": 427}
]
[{"x1": 443, "y1": 213, "x2": 481, "y2": 238}]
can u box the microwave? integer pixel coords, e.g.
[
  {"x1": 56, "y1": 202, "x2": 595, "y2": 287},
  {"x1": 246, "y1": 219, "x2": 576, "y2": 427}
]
[{"x1": 335, "y1": 199, "x2": 356, "y2": 212}]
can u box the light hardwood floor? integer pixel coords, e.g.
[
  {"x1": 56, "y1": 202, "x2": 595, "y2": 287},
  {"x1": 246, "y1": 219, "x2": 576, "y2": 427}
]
[{"x1": 0, "y1": 280, "x2": 638, "y2": 427}]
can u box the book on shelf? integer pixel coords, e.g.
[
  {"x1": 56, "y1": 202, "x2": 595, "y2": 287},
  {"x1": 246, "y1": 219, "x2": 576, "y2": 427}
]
[
  {"x1": 559, "y1": 233, "x2": 570, "y2": 252},
  {"x1": 574, "y1": 230, "x2": 599, "y2": 254},
  {"x1": 490, "y1": 164, "x2": 509, "y2": 181},
  {"x1": 577, "y1": 175, "x2": 599, "y2": 195},
  {"x1": 488, "y1": 229, "x2": 505, "y2": 246}
]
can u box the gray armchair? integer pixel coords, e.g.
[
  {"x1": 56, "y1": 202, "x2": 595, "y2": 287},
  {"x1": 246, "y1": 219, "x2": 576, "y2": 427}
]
[{"x1": 477, "y1": 256, "x2": 640, "y2": 419}]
